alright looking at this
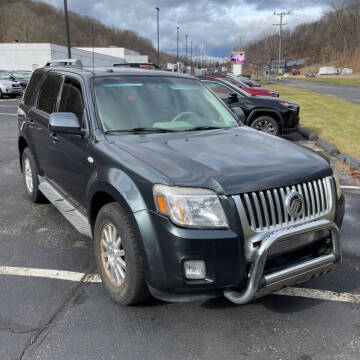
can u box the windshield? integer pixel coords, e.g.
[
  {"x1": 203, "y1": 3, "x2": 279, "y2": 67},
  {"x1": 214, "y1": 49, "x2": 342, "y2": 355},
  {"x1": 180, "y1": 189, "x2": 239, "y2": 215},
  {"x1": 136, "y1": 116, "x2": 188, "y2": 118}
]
[
  {"x1": 12, "y1": 71, "x2": 31, "y2": 79},
  {"x1": 0, "y1": 73, "x2": 11, "y2": 80},
  {"x1": 93, "y1": 76, "x2": 238, "y2": 132}
]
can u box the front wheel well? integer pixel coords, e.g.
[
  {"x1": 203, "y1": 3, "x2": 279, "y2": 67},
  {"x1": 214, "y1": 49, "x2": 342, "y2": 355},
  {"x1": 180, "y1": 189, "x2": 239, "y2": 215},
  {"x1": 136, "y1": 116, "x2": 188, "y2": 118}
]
[
  {"x1": 89, "y1": 192, "x2": 117, "y2": 230},
  {"x1": 18, "y1": 137, "x2": 28, "y2": 171},
  {"x1": 249, "y1": 112, "x2": 281, "y2": 129}
]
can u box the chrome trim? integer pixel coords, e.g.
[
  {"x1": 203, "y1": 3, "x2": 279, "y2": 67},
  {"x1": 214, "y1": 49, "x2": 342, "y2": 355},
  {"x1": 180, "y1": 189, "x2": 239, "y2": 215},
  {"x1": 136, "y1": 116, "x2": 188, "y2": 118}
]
[{"x1": 224, "y1": 219, "x2": 341, "y2": 305}]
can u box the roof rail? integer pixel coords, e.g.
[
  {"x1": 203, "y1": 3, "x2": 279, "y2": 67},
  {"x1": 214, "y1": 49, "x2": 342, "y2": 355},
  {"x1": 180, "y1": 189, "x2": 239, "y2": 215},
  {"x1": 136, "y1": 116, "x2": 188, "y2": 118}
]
[{"x1": 45, "y1": 59, "x2": 83, "y2": 68}]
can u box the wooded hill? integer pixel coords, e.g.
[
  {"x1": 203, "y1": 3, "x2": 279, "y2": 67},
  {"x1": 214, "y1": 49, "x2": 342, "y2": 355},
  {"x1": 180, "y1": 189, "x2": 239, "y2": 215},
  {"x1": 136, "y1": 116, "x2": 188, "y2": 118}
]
[
  {"x1": 246, "y1": 0, "x2": 360, "y2": 73},
  {"x1": 0, "y1": 0, "x2": 176, "y2": 64}
]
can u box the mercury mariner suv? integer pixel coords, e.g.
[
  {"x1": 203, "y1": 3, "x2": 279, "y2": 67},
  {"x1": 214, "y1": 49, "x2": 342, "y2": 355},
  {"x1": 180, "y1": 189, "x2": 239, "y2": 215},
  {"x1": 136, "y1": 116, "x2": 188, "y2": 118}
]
[{"x1": 17, "y1": 60, "x2": 345, "y2": 305}]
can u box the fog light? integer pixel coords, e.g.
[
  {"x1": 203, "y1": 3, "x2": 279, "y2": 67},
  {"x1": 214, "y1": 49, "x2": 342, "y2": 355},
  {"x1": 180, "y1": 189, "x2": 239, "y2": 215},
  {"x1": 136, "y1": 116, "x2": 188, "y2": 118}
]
[{"x1": 184, "y1": 260, "x2": 206, "y2": 280}]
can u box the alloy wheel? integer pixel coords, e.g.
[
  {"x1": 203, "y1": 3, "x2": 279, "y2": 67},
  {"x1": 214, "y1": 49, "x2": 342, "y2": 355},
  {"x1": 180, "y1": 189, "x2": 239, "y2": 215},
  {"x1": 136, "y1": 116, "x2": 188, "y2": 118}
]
[
  {"x1": 24, "y1": 158, "x2": 33, "y2": 193},
  {"x1": 254, "y1": 119, "x2": 275, "y2": 134},
  {"x1": 100, "y1": 222, "x2": 126, "y2": 285}
]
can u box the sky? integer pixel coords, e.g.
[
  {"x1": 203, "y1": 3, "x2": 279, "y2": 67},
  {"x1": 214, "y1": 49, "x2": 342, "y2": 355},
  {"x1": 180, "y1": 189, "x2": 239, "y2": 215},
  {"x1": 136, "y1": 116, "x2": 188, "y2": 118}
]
[{"x1": 41, "y1": 0, "x2": 333, "y2": 60}]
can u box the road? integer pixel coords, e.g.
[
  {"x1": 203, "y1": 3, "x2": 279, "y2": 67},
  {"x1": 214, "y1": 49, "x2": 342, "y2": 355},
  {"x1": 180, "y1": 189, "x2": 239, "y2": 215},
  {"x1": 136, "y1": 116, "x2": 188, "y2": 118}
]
[
  {"x1": 0, "y1": 97, "x2": 360, "y2": 360},
  {"x1": 281, "y1": 79, "x2": 360, "y2": 105}
]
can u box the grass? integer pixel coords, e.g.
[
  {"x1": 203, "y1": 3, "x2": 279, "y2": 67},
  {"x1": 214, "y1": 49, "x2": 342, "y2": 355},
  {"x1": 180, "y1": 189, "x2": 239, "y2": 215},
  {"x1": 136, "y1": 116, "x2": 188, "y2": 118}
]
[
  {"x1": 287, "y1": 76, "x2": 360, "y2": 86},
  {"x1": 265, "y1": 84, "x2": 360, "y2": 159}
]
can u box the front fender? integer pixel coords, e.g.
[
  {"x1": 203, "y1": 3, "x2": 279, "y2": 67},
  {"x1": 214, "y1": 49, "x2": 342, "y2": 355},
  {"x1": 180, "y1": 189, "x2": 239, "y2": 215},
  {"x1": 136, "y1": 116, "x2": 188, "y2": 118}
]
[{"x1": 247, "y1": 108, "x2": 284, "y2": 127}]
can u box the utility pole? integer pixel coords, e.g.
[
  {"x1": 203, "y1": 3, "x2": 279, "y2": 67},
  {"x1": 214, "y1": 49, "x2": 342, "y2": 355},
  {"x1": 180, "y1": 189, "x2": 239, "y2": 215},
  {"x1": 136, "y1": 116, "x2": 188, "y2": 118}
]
[
  {"x1": 155, "y1": 7, "x2": 160, "y2": 66},
  {"x1": 273, "y1": 11, "x2": 289, "y2": 74},
  {"x1": 176, "y1": 26, "x2": 179, "y2": 69},
  {"x1": 63, "y1": 0, "x2": 71, "y2": 58}
]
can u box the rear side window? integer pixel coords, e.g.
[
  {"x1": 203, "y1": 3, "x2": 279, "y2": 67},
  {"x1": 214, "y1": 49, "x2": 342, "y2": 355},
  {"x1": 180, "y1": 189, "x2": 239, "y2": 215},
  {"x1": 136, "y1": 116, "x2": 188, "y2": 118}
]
[
  {"x1": 204, "y1": 81, "x2": 232, "y2": 100},
  {"x1": 58, "y1": 77, "x2": 84, "y2": 125},
  {"x1": 37, "y1": 74, "x2": 63, "y2": 114},
  {"x1": 23, "y1": 72, "x2": 43, "y2": 106}
]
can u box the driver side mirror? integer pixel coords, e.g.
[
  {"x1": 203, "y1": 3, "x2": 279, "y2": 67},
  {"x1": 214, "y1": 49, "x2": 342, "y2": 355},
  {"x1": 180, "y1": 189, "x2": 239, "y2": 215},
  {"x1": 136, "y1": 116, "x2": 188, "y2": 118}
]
[
  {"x1": 231, "y1": 107, "x2": 246, "y2": 125},
  {"x1": 49, "y1": 112, "x2": 84, "y2": 136},
  {"x1": 228, "y1": 92, "x2": 238, "y2": 103}
]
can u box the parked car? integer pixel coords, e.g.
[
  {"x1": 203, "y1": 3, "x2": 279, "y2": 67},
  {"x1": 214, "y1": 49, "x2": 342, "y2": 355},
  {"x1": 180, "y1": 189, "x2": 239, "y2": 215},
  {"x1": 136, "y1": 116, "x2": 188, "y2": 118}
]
[
  {"x1": 200, "y1": 77, "x2": 299, "y2": 136},
  {"x1": 305, "y1": 72, "x2": 316, "y2": 78},
  {"x1": 236, "y1": 76, "x2": 261, "y2": 88},
  {"x1": 18, "y1": 60, "x2": 344, "y2": 306},
  {"x1": 9, "y1": 70, "x2": 32, "y2": 89},
  {"x1": 204, "y1": 74, "x2": 279, "y2": 97},
  {"x1": 0, "y1": 71, "x2": 23, "y2": 98}
]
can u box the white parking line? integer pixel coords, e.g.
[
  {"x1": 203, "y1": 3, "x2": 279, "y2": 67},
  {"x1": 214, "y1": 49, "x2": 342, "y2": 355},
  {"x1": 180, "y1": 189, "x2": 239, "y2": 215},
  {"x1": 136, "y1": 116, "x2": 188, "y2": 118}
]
[
  {"x1": 0, "y1": 104, "x2": 18, "y2": 107},
  {"x1": 0, "y1": 112, "x2": 17, "y2": 116},
  {"x1": 275, "y1": 287, "x2": 360, "y2": 304},
  {"x1": 0, "y1": 265, "x2": 359, "y2": 304},
  {"x1": 0, "y1": 266, "x2": 101, "y2": 283},
  {"x1": 341, "y1": 185, "x2": 360, "y2": 190}
]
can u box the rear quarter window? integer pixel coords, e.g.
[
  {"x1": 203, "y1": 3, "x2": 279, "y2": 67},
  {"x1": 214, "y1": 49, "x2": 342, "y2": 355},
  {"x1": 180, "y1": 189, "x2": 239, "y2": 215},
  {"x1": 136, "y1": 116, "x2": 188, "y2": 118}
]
[
  {"x1": 23, "y1": 72, "x2": 43, "y2": 106},
  {"x1": 37, "y1": 74, "x2": 63, "y2": 114}
]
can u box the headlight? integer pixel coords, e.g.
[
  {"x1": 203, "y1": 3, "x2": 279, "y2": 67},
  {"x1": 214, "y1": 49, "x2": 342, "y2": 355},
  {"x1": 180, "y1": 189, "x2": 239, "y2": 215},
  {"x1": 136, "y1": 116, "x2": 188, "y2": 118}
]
[
  {"x1": 1, "y1": 82, "x2": 8, "y2": 87},
  {"x1": 153, "y1": 184, "x2": 228, "y2": 228},
  {"x1": 330, "y1": 161, "x2": 341, "y2": 199},
  {"x1": 280, "y1": 101, "x2": 298, "y2": 111},
  {"x1": 270, "y1": 91, "x2": 278, "y2": 96}
]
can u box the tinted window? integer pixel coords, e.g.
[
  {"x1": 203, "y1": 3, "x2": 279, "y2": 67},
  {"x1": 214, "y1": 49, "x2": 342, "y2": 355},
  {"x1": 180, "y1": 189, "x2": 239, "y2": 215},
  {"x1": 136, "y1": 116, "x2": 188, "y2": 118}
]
[
  {"x1": 37, "y1": 74, "x2": 63, "y2": 114},
  {"x1": 23, "y1": 72, "x2": 43, "y2": 106},
  {"x1": 58, "y1": 77, "x2": 84, "y2": 125},
  {"x1": 204, "y1": 81, "x2": 232, "y2": 100}
]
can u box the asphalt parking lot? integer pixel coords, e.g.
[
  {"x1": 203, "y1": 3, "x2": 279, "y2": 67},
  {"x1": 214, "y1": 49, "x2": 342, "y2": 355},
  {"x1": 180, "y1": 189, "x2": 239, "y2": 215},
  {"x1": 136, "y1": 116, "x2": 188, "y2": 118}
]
[
  {"x1": 281, "y1": 79, "x2": 360, "y2": 105},
  {"x1": 1, "y1": 97, "x2": 360, "y2": 360}
]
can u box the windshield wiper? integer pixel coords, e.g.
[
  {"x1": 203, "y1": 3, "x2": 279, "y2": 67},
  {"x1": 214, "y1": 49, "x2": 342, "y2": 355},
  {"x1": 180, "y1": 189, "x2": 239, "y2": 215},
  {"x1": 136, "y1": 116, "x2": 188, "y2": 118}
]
[
  {"x1": 182, "y1": 126, "x2": 228, "y2": 132},
  {"x1": 105, "y1": 127, "x2": 178, "y2": 134}
]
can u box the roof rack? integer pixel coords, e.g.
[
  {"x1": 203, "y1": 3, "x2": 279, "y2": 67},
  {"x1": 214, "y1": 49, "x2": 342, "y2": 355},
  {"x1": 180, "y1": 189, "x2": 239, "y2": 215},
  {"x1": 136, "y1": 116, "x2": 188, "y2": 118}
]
[{"x1": 45, "y1": 59, "x2": 83, "y2": 68}]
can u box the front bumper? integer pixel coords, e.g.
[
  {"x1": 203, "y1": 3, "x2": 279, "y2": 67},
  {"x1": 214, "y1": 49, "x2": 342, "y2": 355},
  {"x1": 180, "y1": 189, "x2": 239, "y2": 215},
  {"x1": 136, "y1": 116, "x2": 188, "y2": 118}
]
[
  {"x1": 1, "y1": 87, "x2": 22, "y2": 95},
  {"x1": 134, "y1": 193, "x2": 344, "y2": 303}
]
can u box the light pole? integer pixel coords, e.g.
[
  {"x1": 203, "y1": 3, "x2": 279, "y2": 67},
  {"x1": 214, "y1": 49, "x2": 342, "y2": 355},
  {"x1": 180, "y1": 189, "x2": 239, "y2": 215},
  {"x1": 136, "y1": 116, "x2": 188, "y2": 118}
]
[
  {"x1": 190, "y1": 40, "x2": 193, "y2": 68},
  {"x1": 63, "y1": 0, "x2": 71, "y2": 58},
  {"x1": 185, "y1": 34, "x2": 188, "y2": 71},
  {"x1": 155, "y1": 7, "x2": 160, "y2": 66},
  {"x1": 176, "y1": 26, "x2": 179, "y2": 70}
]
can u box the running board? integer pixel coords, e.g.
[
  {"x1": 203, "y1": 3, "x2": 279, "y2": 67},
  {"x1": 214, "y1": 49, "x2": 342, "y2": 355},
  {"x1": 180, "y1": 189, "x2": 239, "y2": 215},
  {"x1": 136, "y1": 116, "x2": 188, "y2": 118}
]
[{"x1": 38, "y1": 177, "x2": 92, "y2": 238}]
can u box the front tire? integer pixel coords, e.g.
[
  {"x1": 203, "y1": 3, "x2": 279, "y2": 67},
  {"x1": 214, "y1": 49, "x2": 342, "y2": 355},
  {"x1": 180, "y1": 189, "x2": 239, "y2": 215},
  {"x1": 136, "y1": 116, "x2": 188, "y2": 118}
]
[
  {"x1": 251, "y1": 115, "x2": 280, "y2": 136},
  {"x1": 0, "y1": 89, "x2": 3, "y2": 99},
  {"x1": 21, "y1": 148, "x2": 46, "y2": 203},
  {"x1": 94, "y1": 202, "x2": 149, "y2": 305}
]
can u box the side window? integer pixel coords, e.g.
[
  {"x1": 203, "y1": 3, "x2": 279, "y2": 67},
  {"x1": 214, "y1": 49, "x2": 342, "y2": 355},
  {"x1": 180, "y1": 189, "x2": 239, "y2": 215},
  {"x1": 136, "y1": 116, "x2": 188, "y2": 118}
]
[
  {"x1": 58, "y1": 77, "x2": 85, "y2": 126},
  {"x1": 204, "y1": 81, "x2": 232, "y2": 100},
  {"x1": 23, "y1": 72, "x2": 43, "y2": 106},
  {"x1": 37, "y1": 74, "x2": 63, "y2": 114}
]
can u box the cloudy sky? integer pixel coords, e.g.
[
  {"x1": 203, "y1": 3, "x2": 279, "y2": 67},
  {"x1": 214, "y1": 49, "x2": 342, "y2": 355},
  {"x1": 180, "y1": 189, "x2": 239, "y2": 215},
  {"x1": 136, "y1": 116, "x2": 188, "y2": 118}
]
[{"x1": 42, "y1": 0, "x2": 332, "y2": 59}]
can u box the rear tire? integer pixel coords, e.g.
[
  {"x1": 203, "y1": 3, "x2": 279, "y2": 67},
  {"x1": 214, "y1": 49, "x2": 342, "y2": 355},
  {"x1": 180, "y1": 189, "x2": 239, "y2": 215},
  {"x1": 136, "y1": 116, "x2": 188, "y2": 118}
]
[
  {"x1": 21, "y1": 148, "x2": 46, "y2": 203},
  {"x1": 251, "y1": 116, "x2": 280, "y2": 136},
  {"x1": 94, "y1": 202, "x2": 149, "y2": 305}
]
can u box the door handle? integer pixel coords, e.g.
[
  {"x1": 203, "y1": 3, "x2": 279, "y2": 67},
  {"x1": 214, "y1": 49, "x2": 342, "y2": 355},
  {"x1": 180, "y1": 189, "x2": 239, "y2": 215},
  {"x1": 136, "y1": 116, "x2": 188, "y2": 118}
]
[{"x1": 50, "y1": 132, "x2": 58, "y2": 142}]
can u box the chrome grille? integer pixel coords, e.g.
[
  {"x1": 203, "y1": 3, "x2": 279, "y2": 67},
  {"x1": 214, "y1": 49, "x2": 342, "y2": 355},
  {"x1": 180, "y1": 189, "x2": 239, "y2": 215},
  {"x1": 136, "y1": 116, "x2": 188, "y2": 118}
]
[{"x1": 236, "y1": 176, "x2": 333, "y2": 232}]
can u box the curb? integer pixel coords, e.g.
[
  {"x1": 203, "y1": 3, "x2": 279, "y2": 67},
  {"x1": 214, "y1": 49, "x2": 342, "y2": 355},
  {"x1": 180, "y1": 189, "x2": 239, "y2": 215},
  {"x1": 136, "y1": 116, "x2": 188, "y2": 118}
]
[
  {"x1": 298, "y1": 127, "x2": 318, "y2": 141},
  {"x1": 297, "y1": 127, "x2": 360, "y2": 171}
]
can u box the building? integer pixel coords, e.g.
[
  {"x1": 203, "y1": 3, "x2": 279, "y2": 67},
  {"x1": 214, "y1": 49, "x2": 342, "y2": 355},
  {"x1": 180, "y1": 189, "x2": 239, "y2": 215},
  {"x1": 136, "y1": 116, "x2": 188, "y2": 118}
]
[
  {"x1": 0, "y1": 43, "x2": 126, "y2": 71},
  {"x1": 75, "y1": 46, "x2": 151, "y2": 64}
]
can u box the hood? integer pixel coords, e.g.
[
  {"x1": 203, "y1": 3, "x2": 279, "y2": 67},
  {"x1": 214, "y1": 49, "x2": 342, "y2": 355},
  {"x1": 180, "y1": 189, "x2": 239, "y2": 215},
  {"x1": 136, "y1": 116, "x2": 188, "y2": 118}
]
[{"x1": 108, "y1": 127, "x2": 331, "y2": 195}]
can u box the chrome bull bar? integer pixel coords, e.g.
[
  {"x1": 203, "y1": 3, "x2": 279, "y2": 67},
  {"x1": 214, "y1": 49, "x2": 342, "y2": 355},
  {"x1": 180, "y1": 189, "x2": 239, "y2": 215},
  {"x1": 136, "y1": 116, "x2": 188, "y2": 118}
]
[{"x1": 224, "y1": 219, "x2": 341, "y2": 304}]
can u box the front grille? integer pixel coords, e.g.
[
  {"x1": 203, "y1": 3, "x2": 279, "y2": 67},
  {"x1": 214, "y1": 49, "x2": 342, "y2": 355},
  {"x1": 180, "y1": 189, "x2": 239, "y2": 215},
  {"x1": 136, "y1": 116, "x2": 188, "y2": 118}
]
[
  {"x1": 238, "y1": 176, "x2": 333, "y2": 232},
  {"x1": 12, "y1": 84, "x2": 20, "y2": 88}
]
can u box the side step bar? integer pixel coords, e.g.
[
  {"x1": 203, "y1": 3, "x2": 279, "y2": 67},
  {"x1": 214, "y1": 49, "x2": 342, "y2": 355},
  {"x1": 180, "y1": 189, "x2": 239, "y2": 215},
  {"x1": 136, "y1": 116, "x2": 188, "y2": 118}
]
[
  {"x1": 38, "y1": 177, "x2": 92, "y2": 238},
  {"x1": 224, "y1": 219, "x2": 341, "y2": 304}
]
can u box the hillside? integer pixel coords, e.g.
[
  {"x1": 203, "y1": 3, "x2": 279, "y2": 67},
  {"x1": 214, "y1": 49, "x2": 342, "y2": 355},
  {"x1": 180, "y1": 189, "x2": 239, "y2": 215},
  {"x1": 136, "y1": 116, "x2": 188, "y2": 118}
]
[
  {"x1": 246, "y1": 1, "x2": 360, "y2": 73},
  {"x1": 0, "y1": 0, "x2": 176, "y2": 64}
]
